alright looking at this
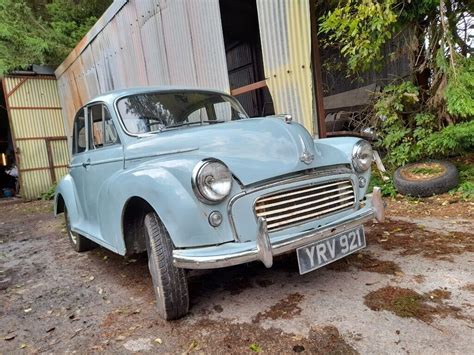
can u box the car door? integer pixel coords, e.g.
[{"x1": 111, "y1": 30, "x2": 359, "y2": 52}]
[
  {"x1": 82, "y1": 103, "x2": 123, "y2": 241},
  {"x1": 69, "y1": 108, "x2": 88, "y2": 221}
]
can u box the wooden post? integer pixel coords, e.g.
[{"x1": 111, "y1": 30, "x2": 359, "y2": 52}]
[
  {"x1": 45, "y1": 139, "x2": 57, "y2": 184},
  {"x1": 309, "y1": 0, "x2": 327, "y2": 138}
]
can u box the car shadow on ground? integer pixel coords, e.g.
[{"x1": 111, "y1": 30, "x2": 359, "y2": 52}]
[{"x1": 84, "y1": 244, "x2": 304, "y2": 309}]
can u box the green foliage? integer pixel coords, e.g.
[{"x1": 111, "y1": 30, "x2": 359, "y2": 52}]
[
  {"x1": 0, "y1": 1, "x2": 51, "y2": 73},
  {"x1": 249, "y1": 343, "x2": 262, "y2": 353},
  {"x1": 450, "y1": 162, "x2": 474, "y2": 201},
  {"x1": 374, "y1": 82, "x2": 423, "y2": 168},
  {"x1": 0, "y1": 0, "x2": 111, "y2": 73},
  {"x1": 419, "y1": 120, "x2": 474, "y2": 157},
  {"x1": 453, "y1": 181, "x2": 474, "y2": 201},
  {"x1": 445, "y1": 57, "x2": 474, "y2": 119},
  {"x1": 46, "y1": 0, "x2": 109, "y2": 61},
  {"x1": 39, "y1": 183, "x2": 56, "y2": 201},
  {"x1": 375, "y1": 81, "x2": 474, "y2": 170},
  {"x1": 368, "y1": 174, "x2": 397, "y2": 198},
  {"x1": 397, "y1": 0, "x2": 438, "y2": 23},
  {"x1": 318, "y1": 0, "x2": 473, "y2": 127},
  {"x1": 319, "y1": 0, "x2": 397, "y2": 73}
]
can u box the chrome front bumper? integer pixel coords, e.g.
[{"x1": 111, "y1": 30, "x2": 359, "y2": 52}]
[{"x1": 173, "y1": 187, "x2": 385, "y2": 269}]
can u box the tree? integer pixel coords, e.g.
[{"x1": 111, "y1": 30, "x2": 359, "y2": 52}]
[
  {"x1": 0, "y1": 0, "x2": 111, "y2": 74},
  {"x1": 318, "y1": 0, "x2": 473, "y2": 122},
  {"x1": 317, "y1": 0, "x2": 473, "y2": 169}
]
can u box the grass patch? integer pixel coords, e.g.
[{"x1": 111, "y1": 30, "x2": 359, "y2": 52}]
[
  {"x1": 253, "y1": 293, "x2": 304, "y2": 323},
  {"x1": 364, "y1": 286, "x2": 463, "y2": 323},
  {"x1": 327, "y1": 251, "x2": 402, "y2": 275},
  {"x1": 366, "y1": 219, "x2": 474, "y2": 260}
]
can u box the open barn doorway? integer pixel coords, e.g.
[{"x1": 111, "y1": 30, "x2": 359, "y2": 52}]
[
  {"x1": 219, "y1": 0, "x2": 274, "y2": 117},
  {"x1": 0, "y1": 80, "x2": 18, "y2": 198}
]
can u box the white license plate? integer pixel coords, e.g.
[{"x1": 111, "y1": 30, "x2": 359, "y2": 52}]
[{"x1": 296, "y1": 226, "x2": 366, "y2": 274}]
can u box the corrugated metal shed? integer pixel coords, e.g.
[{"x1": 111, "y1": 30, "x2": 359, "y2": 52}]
[
  {"x1": 2, "y1": 76, "x2": 68, "y2": 199},
  {"x1": 256, "y1": 0, "x2": 316, "y2": 135},
  {"x1": 55, "y1": 0, "x2": 229, "y2": 134},
  {"x1": 56, "y1": 0, "x2": 321, "y2": 139}
]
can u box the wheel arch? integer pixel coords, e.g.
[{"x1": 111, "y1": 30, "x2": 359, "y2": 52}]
[
  {"x1": 121, "y1": 196, "x2": 155, "y2": 255},
  {"x1": 55, "y1": 193, "x2": 65, "y2": 215},
  {"x1": 54, "y1": 175, "x2": 81, "y2": 221}
]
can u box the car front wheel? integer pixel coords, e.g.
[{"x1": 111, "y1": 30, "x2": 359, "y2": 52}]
[{"x1": 144, "y1": 211, "x2": 189, "y2": 320}]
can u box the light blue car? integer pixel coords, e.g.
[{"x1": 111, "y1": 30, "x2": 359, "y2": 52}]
[{"x1": 55, "y1": 87, "x2": 385, "y2": 320}]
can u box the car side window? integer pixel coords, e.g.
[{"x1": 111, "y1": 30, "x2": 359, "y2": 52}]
[
  {"x1": 72, "y1": 108, "x2": 86, "y2": 154},
  {"x1": 187, "y1": 108, "x2": 208, "y2": 123},
  {"x1": 104, "y1": 109, "x2": 119, "y2": 145},
  {"x1": 88, "y1": 104, "x2": 119, "y2": 150}
]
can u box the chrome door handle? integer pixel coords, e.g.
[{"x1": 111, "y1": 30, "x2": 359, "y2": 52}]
[{"x1": 82, "y1": 159, "x2": 91, "y2": 168}]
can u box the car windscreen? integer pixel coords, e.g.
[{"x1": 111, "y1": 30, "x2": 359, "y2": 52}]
[{"x1": 116, "y1": 91, "x2": 248, "y2": 134}]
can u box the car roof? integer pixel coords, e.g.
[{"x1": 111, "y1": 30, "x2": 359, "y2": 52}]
[{"x1": 86, "y1": 86, "x2": 231, "y2": 105}]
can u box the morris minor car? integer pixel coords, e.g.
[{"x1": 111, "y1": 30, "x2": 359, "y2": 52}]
[{"x1": 55, "y1": 87, "x2": 385, "y2": 320}]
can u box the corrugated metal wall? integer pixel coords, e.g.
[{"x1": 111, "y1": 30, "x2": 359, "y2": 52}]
[
  {"x1": 55, "y1": 0, "x2": 230, "y2": 135},
  {"x1": 2, "y1": 77, "x2": 68, "y2": 199},
  {"x1": 256, "y1": 0, "x2": 316, "y2": 135}
]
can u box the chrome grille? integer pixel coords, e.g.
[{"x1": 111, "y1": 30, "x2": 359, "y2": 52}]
[{"x1": 255, "y1": 180, "x2": 356, "y2": 232}]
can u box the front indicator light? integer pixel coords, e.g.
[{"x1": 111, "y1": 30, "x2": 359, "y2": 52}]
[{"x1": 208, "y1": 211, "x2": 223, "y2": 227}]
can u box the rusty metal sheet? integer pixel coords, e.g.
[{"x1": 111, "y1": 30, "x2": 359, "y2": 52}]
[
  {"x1": 139, "y1": 0, "x2": 171, "y2": 85},
  {"x1": 15, "y1": 140, "x2": 49, "y2": 170},
  {"x1": 68, "y1": 56, "x2": 88, "y2": 104},
  {"x1": 51, "y1": 139, "x2": 70, "y2": 167},
  {"x1": 56, "y1": 0, "x2": 230, "y2": 138},
  {"x1": 20, "y1": 170, "x2": 52, "y2": 199},
  {"x1": 80, "y1": 46, "x2": 101, "y2": 99},
  {"x1": 7, "y1": 78, "x2": 60, "y2": 108},
  {"x1": 160, "y1": 0, "x2": 197, "y2": 86},
  {"x1": 57, "y1": 75, "x2": 77, "y2": 136},
  {"x1": 256, "y1": 0, "x2": 316, "y2": 134},
  {"x1": 9, "y1": 110, "x2": 64, "y2": 139},
  {"x1": 185, "y1": 0, "x2": 229, "y2": 92},
  {"x1": 90, "y1": 31, "x2": 112, "y2": 93},
  {"x1": 114, "y1": 0, "x2": 149, "y2": 87},
  {"x1": 3, "y1": 76, "x2": 68, "y2": 199}
]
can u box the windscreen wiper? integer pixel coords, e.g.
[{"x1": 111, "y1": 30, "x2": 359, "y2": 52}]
[{"x1": 166, "y1": 120, "x2": 226, "y2": 129}]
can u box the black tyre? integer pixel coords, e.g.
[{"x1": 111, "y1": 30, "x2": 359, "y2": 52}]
[
  {"x1": 64, "y1": 207, "x2": 95, "y2": 252},
  {"x1": 144, "y1": 212, "x2": 189, "y2": 320},
  {"x1": 393, "y1": 160, "x2": 459, "y2": 197}
]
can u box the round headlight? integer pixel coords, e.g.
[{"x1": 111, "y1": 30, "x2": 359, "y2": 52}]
[
  {"x1": 192, "y1": 159, "x2": 232, "y2": 203},
  {"x1": 352, "y1": 140, "x2": 373, "y2": 172}
]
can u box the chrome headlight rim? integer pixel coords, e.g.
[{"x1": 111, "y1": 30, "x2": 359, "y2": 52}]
[
  {"x1": 192, "y1": 158, "x2": 233, "y2": 204},
  {"x1": 352, "y1": 140, "x2": 373, "y2": 173}
]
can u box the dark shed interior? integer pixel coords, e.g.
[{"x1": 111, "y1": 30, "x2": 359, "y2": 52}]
[
  {"x1": 219, "y1": 0, "x2": 274, "y2": 117},
  {"x1": 0, "y1": 81, "x2": 17, "y2": 197}
]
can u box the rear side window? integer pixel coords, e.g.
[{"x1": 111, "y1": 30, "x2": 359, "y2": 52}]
[
  {"x1": 88, "y1": 104, "x2": 119, "y2": 149},
  {"x1": 104, "y1": 108, "x2": 119, "y2": 145},
  {"x1": 72, "y1": 108, "x2": 86, "y2": 154}
]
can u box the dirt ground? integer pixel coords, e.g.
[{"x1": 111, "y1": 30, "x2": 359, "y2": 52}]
[{"x1": 1, "y1": 195, "x2": 473, "y2": 354}]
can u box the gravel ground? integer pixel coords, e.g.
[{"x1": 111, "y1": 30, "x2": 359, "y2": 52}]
[{"x1": 0, "y1": 197, "x2": 473, "y2": 354}]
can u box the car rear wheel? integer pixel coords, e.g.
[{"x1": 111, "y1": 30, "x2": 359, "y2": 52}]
[
  {"x1": 64, "y1": 207, "x2": 95, "y2": 252},
  {"x1": 144, "y1": 211, "x2": 189, "y2": 320}
]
